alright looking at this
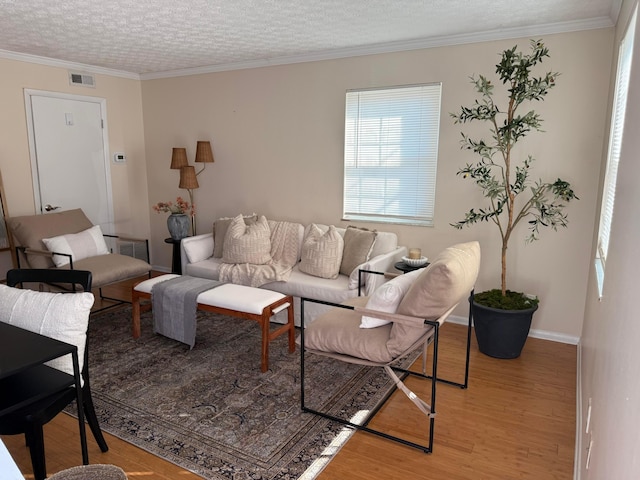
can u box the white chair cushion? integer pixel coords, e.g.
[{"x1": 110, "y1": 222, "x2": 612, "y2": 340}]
[
  {"x1": 42, "y1": 224, "x2": 109, "y2": 267},
  {"x1": 360, "y1": 269, "x2": 422, "y2": 328},
  {"x1": 0, "y1": 284, "x2": 94, "y2": 376}
]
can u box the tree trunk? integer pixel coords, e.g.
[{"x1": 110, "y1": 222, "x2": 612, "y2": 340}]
[{"x1": 501, "y1": 240, "x2": 508, "y2": 296}]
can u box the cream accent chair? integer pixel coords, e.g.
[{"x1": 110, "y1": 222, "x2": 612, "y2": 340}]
[
  {"x1": 6, "y1": 209, "x2": 151, "y2": 304},
  {"x1": 299, "y1": 241, "x2": 481, "y2": 453}
]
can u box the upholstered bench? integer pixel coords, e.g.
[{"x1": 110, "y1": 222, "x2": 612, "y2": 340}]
[{"x1": 131, "y1": 274, "x2": 295, "y2": 372}]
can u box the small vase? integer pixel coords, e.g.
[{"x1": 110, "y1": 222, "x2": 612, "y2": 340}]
[{"x1": 167, "y1": 214, "x2": 189, "y2": 240}]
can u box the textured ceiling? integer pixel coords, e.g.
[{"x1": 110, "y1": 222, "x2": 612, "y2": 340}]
[{"x1": 0, "y1": 0, "x2": 619, "y2": 78}]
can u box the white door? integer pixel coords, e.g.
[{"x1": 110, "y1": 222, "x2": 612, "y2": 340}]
[{"x1": 24, "y1": 90, "x2": 114, "y2": 234}]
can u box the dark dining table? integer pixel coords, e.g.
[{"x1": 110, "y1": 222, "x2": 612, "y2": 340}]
[{"x1": 0, "y1": 322, "x2": 88, "y2": 464}]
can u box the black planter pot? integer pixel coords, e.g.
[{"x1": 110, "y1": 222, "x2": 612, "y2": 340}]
[{"x1": 471, "y1": 298, "x2": 539, "y2": 359}]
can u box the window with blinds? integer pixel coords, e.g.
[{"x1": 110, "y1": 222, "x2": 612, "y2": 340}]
[
  {"x1": 342, "y1": 83, "x2": 442, "y2": 226},
  {"x1": 596, "y1": 7, "x2": 637, "y2": 296}
]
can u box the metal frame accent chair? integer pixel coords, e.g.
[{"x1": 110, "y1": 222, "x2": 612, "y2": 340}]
[
  {"x1": 299, "y1": 241, "x2": 480, "y2": 453},
  {"x1": 0, "y1": 269, "x2": 108, "y2": 480},
  {"x1": 6, "y1": 208, "x2": 151, "y2": 307}
]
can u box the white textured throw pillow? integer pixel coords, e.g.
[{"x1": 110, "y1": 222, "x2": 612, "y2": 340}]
[
  {"x1": 360, "y1": 269, "x2": 422, "y2": 328},
  {"x1": 42, "y1": 225, "x2": 110, "y2": 267},
  {"x1": 0, "y1": 284, "x2": 94, "y2": 376},
  {"x1": 222, "y1": 214, "x2": 272, "y2": 264},
  {"x1": 299, "y1": 224, "x2": 344, "y2": 279}
]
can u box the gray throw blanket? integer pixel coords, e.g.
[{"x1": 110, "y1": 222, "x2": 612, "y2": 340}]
[{"x1": 152, "y1": 275, "x2": 223, "y2": 349}]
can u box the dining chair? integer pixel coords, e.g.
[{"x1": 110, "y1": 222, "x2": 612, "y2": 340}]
[{"x1": 0, "y1": 269, "x2": 108, "y2": 480}]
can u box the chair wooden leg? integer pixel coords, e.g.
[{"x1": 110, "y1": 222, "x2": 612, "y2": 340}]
[
  {"x1": 83, "y1": 387, "x2": 109, "y2": 452},
  {"x1": 25, "y1": 424, "x2": 47, "y2": 480}
]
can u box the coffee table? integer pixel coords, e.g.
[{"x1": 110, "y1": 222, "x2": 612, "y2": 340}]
[{"x1": 131, "y1": 274, "x2": 295, "y2": 372}]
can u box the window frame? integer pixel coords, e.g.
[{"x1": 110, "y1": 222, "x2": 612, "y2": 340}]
[
  {"x1": 342, "y1": 83, "x2": 442, "y2": 227},
  {"x1": 595, "y1": 7, "x2": 637, "y2": 297}
]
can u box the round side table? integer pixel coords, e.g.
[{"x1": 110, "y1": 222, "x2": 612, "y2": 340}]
[{"x1": 394, "y1": 261, "x2": 429, "y2": 274}]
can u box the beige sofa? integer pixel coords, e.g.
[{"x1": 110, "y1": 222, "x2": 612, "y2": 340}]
[
  {"x1": 6, "y1": 209, "x2": 151, "y2": 289},
  {"x1": 180, "y1": 215, "x2": 407, "y2": 325}
]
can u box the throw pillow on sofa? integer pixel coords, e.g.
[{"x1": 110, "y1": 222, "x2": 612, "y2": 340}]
[
  {"x1": 299, "y1": 224, "x2": 344, "y2": 279},
  {"x1": 339, "y1": 226, "x2": 377, "y2": 277},
  {"x1": 213, "y1": 213, "x2": 257, "y2": 258},
  {"x1": 222, "y1": 214, "x2": 272, "y2": 265}
]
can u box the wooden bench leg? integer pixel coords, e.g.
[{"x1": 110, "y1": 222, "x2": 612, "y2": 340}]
[
  {"x1": 261, "y1": 311, "x2": 270, "y2": 373},
  {"x1": 132, "y1": 290, "x2": 142, "y2": 339},
  {"x1": 131, "y1": 290, "x2": 151, "y2": 339}
]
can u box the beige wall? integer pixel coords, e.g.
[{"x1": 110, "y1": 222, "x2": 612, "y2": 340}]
[
  {"x1": 579, "y1": 0, "x2": 640, "y2": 478},
  {"x1": 0, "y1": 57, "x2": 150, "y2": 254},
  {"x1": 142, "y1": 29, "x2": 612, "y2": 339}
]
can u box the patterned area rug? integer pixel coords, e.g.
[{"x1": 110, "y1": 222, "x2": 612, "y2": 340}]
[{"x1": 80, "y1": 306, "x2": 419, "y2": 479}]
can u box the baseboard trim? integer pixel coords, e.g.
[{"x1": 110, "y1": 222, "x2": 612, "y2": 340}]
[{"x1": 447, "y1": 314, "x2": 580, "y2": 345}]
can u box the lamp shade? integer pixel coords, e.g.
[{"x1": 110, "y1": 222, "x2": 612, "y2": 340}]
[
  {"x1": 179, "y1": 166, "x2": 199, "y2": 189},
  {"x1": 195, "y1": 141, "x2": 214, "y2": 164},
  {"x1": 170, "y1": 148, "x2": 189, "y2": 169}
]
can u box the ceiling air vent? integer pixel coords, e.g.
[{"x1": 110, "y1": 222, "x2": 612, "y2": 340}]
[{"x1": 69, "y1": 72, "x2": 96, "y2": 88}]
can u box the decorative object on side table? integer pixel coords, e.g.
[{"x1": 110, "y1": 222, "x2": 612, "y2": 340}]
[
  {"x1": 152, "y1": 197, "x2": 193, "y2": 240},
  {"x1": 451, "y1": 40, "x2": 578, "y2": 359},
  {"x1": 395, "y1": 247, "x2": 429, "y2": 273}
]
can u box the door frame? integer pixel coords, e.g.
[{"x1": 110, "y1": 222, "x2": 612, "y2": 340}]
[{"x1": 23, "y1": 89, "x2": 115, "y2": 232}]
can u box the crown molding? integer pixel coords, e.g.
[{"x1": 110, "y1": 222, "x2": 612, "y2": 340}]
[
  {"x1": 0, "y1": 15, "x2": 614, "y2": 82},
  {"x1": 141, "y1": 16, "x2": 614, "y2": 80},
  {"x1": 0, "y1": 49, "x2": 140, "y2": 80}
]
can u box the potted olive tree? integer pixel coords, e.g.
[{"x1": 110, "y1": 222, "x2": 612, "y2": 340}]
[{"x1": 451, "y1": 40, "x2": 578, "y2": 358}]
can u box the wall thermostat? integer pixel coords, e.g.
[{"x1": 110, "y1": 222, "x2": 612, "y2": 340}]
[{"x1": 113, "y1": 152, "x2": 126, "y2": 163}]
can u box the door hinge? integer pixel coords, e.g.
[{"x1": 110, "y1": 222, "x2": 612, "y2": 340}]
[{"x1": 101, "y1": 119, "x2": 104, "y2": 128}]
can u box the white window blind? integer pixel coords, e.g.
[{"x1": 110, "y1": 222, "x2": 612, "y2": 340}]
[
  {"x1": 343, "y1": 84, "x2": 442, "y2": 226},
  {"x1": 596, "y1": 7, "x2": 636, "y2": 294}
]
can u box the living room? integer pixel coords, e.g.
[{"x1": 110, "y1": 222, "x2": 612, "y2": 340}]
[{"x1": 0, "y1": 0, "x2": 639, "y2": 478}]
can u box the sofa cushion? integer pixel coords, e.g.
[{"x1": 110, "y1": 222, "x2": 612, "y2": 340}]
[
  {"x1": 339, "y1": 226, "x2": 377, "y2": 277},
  {"x1": 222, "y1": 214, "x2": 271, "y2": 265},
  {"x1": 6, "y1": 209, "x2": 94, "y2": 268},
  {"x1": 0, "y1": 284, "x2": 94, "y2": 377},
  {"x1": 213, "y1": 214, "x2": 257, "y2": 258},
  {"x1": 388, "y1": 241, "x2": 481, "y2": 357},
  {"x1": 299, "y1": 224, "x2": 344, "y2": 279},
  {"x1": 360, "y1": 269, "x2": 422, "y2": 328},
  {"x1": 42, "y1": 225, "x2": 110, "y2": 267}
]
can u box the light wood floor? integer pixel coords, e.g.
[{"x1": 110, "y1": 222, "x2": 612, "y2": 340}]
[{"x1": 2, "y1": 274, "x2": 577, "y2": 479}]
